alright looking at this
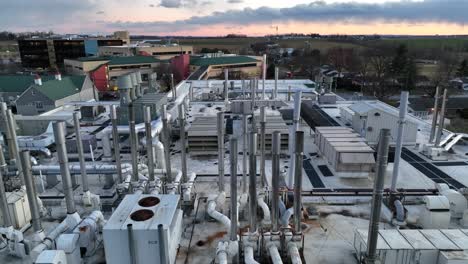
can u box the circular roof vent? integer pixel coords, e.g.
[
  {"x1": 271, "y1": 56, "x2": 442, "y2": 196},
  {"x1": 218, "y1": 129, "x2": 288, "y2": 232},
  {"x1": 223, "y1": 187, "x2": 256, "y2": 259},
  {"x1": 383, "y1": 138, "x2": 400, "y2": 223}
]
[
  {"x1": 130, "y1": 209, "x2": 154, "y2": 222},
  {"x1": 138, "y1": 196, "x2": 160, "y2": 207}
]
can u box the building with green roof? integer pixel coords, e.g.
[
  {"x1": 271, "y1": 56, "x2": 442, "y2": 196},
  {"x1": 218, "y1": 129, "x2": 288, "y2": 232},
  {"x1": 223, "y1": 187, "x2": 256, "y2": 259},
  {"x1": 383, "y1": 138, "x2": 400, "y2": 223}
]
[{"x1": 188, "y1": 55, "x2": 262, "y2": 80}]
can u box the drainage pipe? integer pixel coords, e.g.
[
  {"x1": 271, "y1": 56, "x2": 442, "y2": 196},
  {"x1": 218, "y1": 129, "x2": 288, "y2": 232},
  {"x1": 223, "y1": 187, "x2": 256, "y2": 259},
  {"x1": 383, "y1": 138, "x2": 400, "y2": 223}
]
[
  {"x1": 366, "y1": 129, "x2": 391, "y2": 264},
  {"x1": 144, "y1": 106, "x2": 155, "y2": 182},
  {"x1": 259, "y1": 106, "x2": 266, "y2": 187},
  {"x1": 435, "y1": 89, "x2": 448, "y2": 146},
  {"x1": 179, "y1": 104, "x2": 187, "y2": 183},
  {"x1": 20, "y1": 151, "x2": 42, "y2": 232},
  {"x1": 230, "y1": 137, "x2": 238, "y2": 242},
  {"x1": 161, "y1": 105, "x2": 172, "y2": 183},
  {"x1": 218, "y1": 112, "x2": 225, "y2": 192},
  {"x1": 73, "y1": 112, "x2": 90, "y2": 192},
  {"x1": 391, "y1": 91, "x2": 408, "y2": 192},
  {"x1": 53, "y1": 122, "x2": 76, "y2": 214},
  {"x1": 110, "y1": 105, "x2": 123, "y2": 183},
  {"x1": 249, "y1": 131, "x2": 258, "y2": 233},
  {"x1": 429, "y1": 86, "x2": 440, "y2": 143}
]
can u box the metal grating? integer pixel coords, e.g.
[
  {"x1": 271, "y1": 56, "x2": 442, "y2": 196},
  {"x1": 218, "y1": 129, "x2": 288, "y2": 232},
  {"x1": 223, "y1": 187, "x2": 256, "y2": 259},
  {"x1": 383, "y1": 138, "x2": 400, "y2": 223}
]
[{"x1": 301, "y1": 101, "x2": 340, "y2": 131}]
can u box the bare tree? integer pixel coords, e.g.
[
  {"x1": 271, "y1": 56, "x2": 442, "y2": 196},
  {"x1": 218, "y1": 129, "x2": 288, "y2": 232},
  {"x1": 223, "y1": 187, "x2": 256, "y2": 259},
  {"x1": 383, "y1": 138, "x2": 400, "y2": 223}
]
[{"x1": 425, "y1": 51, "x2": 458, "y2": 96}]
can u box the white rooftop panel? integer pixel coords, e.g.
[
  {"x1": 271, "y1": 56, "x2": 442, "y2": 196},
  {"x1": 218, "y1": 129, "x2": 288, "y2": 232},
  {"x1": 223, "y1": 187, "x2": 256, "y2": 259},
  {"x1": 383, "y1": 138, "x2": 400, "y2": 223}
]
[
  {"x1": 356, "y1": 230, "x2": 391, "y2": 250},
  {"x1": 440, "y1": 229, "x2": 468, "y2": 250},
  {"x1": 420, "y1": 230, "x2": 460, "y2": 250},
  {"x1": 379, "y1": 230, "x2": 413, "y2": 249},
  {"x1": 399, "y1": 230, "x2": 436, "y2": 250}
]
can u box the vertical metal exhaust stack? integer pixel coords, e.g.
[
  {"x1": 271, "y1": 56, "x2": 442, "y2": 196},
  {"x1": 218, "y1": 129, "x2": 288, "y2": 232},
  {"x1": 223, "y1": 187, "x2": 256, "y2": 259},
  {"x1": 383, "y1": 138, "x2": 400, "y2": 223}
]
[
  {"x1": 20, "y1": 150, "x2": 42, "y2": 232},
  {"x1": 5, "y1": 108, "x2": 24, "y2": 185},
  {"x1": 53, "y1": 121, "x2": 76, "y2": 215},
  {"x1": 288, "y1": 91, "x2": 302, "y2": 188},
  {"x1": 242, "y1": 115, "x2": 248, "y2": 194},
  {"x1": 171, "y1": 74, "x2": 176, "y2": 101},
  {"x1": 366, "y1": 129, "x2": 391, "y2": 264},
  {"x1": 230, "y1": 137, "x2": 238, "y2": 242},
  {"x1": 249, "y1": 131, "x2": 258, "y2": 233},
  {"x1": 161, "y1": 104, "x2": 172, "y2": 183},
  {"x1": 293, "y1": 131, "x2": 304, "y2": 233},
  {"x1": 224, "y1": 69, "x2": 229, "y2": 104},
  {"x1": 390, "y1": 91, "x2": 408, "y2": 192},
  {"x1": 259, "y1": 106, "x2": 266, "y2": 187},
  {"x1": 73, "y1": 112, "x2": 90, "y2": 191},
  {"x1": 179, "y1": 104, "x2": 187, "y2": 183},
  {"x1": 262, "y1": 54, "x2": 267, "y2": 100},
  {"x1": 435, "y1": 89, "x2": 448, "y2": 146},
  {"x1": 0, "y1": 146, "x2": 12, "y2": 228},
  {"x1": 429, "y1": 86, "x2": 440, "y2": 143},
  {"x1": 128, "y1": 104, "x2": 139, "y2": 185},
  {"x1": 144, "y1": 106, "x2": 155, "y2": 182},
  {"x1": 274, "y1": 67, "x2": 279, "y2": 99},
  {"x1": 110, "y1": 105, "x2": 123, "y2": 183},
  {"x1": 271, "y1": 131, "x2": 281, "y2": 233},
  {"x1": 217, "y1": 112, "x2": 225, "y2": 192}
]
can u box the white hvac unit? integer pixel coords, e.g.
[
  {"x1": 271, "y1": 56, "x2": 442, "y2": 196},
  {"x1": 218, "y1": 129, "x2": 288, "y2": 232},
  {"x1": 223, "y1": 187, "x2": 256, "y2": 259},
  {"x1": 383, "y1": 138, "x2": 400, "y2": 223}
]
[
  {"x1": 440, "y1": 189, "x2": 468, "y2": 218},
  {"x1": 438, "y1": 250, "x2": 468, "y2": 264},
  {"x1": 420, "y1": 196, "x2": 451, "y2": 229},
  {"x1": 0, "y1": 190, "x2": 32, "y2": 229},
  {"x1": 103, "y1": 194, "x2": 183, "y2": 264},
  {"x1": 35, "y1": 250, "x2": 68, "y2": 264}
]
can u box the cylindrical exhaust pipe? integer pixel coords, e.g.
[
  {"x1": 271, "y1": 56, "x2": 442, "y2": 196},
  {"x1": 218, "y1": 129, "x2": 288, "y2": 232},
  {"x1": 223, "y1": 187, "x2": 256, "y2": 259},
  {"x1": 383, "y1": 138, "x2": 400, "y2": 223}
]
[
  {"x1": 288, "y1": 91, "x2": 302, "y2": 188},
  {"x1": 293, "y1": 131, "x2": 304, "y2": 234},
  {"x1": 366, "y1": 129, "x2": 391, "y2": 264},
  {"x1": 171, "y1": 74, "x2": 176, "y2": 101},
  {"x1": 259, "y1": 106, "x2": 266, "y2": 188},
  {"x1": 435, "y1": 89, "x2": 448, "y2": 146},
  {"x1": 391, "y1": 91, "x2": 409, "y2": 192},
  {"x1": 271, "y1": 131, "x2": 281, "y2": 233},
  {"x1": 242, "y1": 115, "x2": 248, "y2": 194},
  {"x1": 262, "y1": 54, "x2": 267, "y2": 100},
  {"x1": 127, "y1": 224, "x2": 136, "y2": 264},
  {"x1": 73, "y1": 112, "x2": 90, "y2": 192},
  {"x1": 229, "y1": 137, "x2": 238, "y2": 242},
  {"x1": 144, "y1": 106, "x2": 155, "y2": 182},
  {"x1": 179, "y1": 104, "x2": 187, "y2": 183},
  {"x1": 128, "y1": 104, "x2": 139, "y2": 184},
  {"x1": 217, "y1": 112, "x2": 225, "y2": 192},
  {"x1": 20, "y1": 150, "x2": 42, "y2": 232},
  {"x1": 52, "y1": 122, "x2": 76, "y2": 214},
  {"x1": 158, "y1": 224, "x2": 170, "y2": 264},
  {"x1": 161, "y1": 105, "x2": 172, "y2": 183},
  {"x1": 274, "y1": 67, "x2": 279, "y2": 99},
  {"x1": 189, "y1": 83, "x2": 194, "y2": 102},
  {"x1": 0, "y1": 103, "x2": 15, "y2": 166},
  {"x1": 429, "y1": 87, "x2": 440, "y2": 143},
  {"x1": 0, "y1": 146, "x2": 12, "y2": 227},
  {"x1": 5, "y1": 108, "x2": 24, "y2": 185},
  {"x1": 110, "y1": 105, "x2": 123, "y2": 183},
  {"x1": 249, "y1": 131, "x2": 258, "y2": 233}
]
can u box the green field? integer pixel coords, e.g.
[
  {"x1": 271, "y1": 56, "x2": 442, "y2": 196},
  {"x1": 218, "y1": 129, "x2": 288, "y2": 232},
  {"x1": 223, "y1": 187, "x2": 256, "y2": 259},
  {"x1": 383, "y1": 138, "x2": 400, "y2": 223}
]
[{"x1": 378, "y1": 37, "x2": 468, "y2": 51}]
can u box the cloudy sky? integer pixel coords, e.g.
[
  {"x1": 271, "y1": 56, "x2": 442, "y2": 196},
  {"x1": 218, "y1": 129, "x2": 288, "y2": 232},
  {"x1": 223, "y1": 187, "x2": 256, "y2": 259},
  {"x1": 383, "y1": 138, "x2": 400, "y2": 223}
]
[{"x1": 2, "y1": 0, "x2": 467, "y2": 36}]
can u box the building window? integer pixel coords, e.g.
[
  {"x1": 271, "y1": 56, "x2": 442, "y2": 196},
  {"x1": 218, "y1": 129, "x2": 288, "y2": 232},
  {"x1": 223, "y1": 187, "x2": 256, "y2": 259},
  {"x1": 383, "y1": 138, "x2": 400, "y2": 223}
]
[{"x1": 35, "y1": 101, "x2": 43, "y2": 109}]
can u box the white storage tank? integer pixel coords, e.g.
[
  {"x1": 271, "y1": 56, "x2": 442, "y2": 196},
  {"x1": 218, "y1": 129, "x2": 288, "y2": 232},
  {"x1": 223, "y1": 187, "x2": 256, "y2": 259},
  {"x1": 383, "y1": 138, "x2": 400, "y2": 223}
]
[
  {"x1": 441, "y1": 189, "x2": 468, "y2": 218},
  {"x1": 103, "y1": 194, "x2": 183, "y2": 264},
  {"x1": 420, "y1": 196, "x2": 451, "y2": 229}
]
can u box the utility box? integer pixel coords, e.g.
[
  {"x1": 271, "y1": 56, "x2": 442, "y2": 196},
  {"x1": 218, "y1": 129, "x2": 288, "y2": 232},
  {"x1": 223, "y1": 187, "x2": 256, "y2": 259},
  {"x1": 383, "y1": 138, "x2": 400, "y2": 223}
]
[
  {"x1": 0, "y1": 190, "x2": 32, "y2": 229},
  {"x1": 103, "y1": 194, "x2": 183, "y2": 264}
]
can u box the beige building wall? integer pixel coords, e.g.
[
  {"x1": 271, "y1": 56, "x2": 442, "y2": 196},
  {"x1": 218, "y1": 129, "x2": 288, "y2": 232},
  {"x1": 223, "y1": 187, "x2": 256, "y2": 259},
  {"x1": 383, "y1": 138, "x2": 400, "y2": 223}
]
[
  {"x1": 98, "y1": 46, "x2": 134, "y2": 56},
  {"x1": 114, "y1": 31, "x2": 130, "y2": 45},
  {"x1": 136, "y1": 46, "x2": 193, "y2": 60},
  {"x1": 64, "y1": 59, "x2": 109, "y2": 75}
]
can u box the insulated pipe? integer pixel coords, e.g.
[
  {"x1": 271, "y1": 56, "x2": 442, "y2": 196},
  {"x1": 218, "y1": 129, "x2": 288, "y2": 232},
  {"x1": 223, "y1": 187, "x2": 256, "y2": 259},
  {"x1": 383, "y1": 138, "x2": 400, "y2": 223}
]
[
  {"x1": 161, "y1": 105, "x2": 172, "y2": 183},
  {"x1": 268, "y1": 244, "x2": 283, "y2": 264},
  {"x1": 0, "y1": 154, "x2": 11, "y2": 227},
  {"x1": 20, "y1": 151, "x2": 42, "y2": 232},
  {"x1": 144, "y1": 106, "x2": 155, "y2": 182},
  {"x1": 288, "y1": 243, "x2": 302, "y2": 264},
  {"x1": 293, "y1": 131, "x2": 304, "y2": 233},
  {"x1": 179, "y1": 104, "x2": 187, "y2": 183},
  {"x1": 242, "y1": 115, "x2": 248, "y2": 194},
  {"x1": 435, "y1": 89, "x2": 448, "y2": 146},
  {"x1": 244, "y1": 246, "x2": 260, "y2": 264},
  {"x1": 258, "y1": 195, "x2": 271, "y2": 224},
  {"x1": 127, "y1": 224, "x2": 136, "y2": 264},
  {"x1": 288, "y1": 91, "x2": 302, "y2": 188},
  {"x1": 249, "y1": 131, "x2": 258, "y2": 233},
  {"x1": 429, "y1": 86, "x2": 440, "y2": 143},
  {"x1": 73, "y1": 112, "x2": 90, "y2": 192},
  {"x1": 260, "y1": 106, "x2": 266, "y2": 188},
  {"x1": 274, "y1": 67, "x2": 279, "y2": 99},
  {"x1": 128, "y1": 104, "x2": 139, "y2": 184},
  {"x1": 5, "y1": 108, "x2": 24, "y2": 185},
  {"x1": 218, "y1": 112, "x2": 225, "y2": 192},
  {"x1": 366, "y1": 129, "x2": 391, "y2": 264},
  {"x1": 110, "y1": 105, "x2": 123, "y2": 183},
  {"x1": 31, "y1": 220, "x2": 69, "y2": 261},
  {"x1": 262, "y1": 54, "x2": 267, "y2": 100},
  {"x1": 394, "y1": 199, "x2": 405, "y2": 222},
  {"x1": 207, "y1": 193, "x2": 231, "y2": 232},
  {"x1": 271, "y1": 131, "x2": 281, "y2": 232},
  {"x1": 53, "y1": 122, "x2": 76, "y2": 214},
  {"x1": 391, "y1": 91, "x2": 409, "y2": 192},
  {"x1": 230, "y1": 137, "x2": 238, "y2": 242}
]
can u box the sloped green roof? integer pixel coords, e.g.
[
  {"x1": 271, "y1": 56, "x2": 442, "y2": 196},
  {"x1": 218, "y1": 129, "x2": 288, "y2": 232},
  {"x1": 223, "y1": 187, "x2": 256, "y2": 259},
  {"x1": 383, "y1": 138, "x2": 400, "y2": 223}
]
[
  {"x1": 190, "y1": 56, "x2": 259, "y2": 67},
  {"x1": 34, "y1": 76, "x2": 86, "y2": 101},
  {"x1": 0, "y1": 75, "x2": 54, "y2": 93},
  {"x1": 76, "y1": 57, "x2": 109, "y2": 62},
  {"x1": 108, "y1": 56, "x2": 160, "y2": 66}
]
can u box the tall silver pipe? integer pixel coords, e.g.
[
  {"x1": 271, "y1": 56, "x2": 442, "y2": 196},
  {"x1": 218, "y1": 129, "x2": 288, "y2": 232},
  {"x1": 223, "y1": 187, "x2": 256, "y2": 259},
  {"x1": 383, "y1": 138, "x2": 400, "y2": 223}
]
[
  {"x1": 144, "y1": 106, "x2": 155, "y2": 182},
  {"x1": 128, "y1": 104, "x2": 139, "y2": 183},
  {"x1": 158, "y1": 224, "x2": 170, "y2": 264},
  {"x1": 0, "y1": 103, "x2": 15, "y2": 164},
  {"x1": 242, "y1": 115, "x2": 248, "y2": 194},
  {"x1": 73, "y1": 112, "x2": 89, "y2": 192},
  {"x1": 161, "y1": 105, "x2": 172, "y2": 183},
  {"x1": 366, "y1": 129, "x2": 391, "y2": 264},
  {"x1": 249, "y1": 131, "x2": 258, "y2": 233},
  {"x1": 229, "y1": 137, "x2": 238, "y2": 242},
  {"x1": 271, "y1": 131, "x2": 281, "y2": 233},
  {"x1": 189, "y1": 83, "x2": 194, "y2": 101},
  {"x1": 293, "y1": 131, "x2": 304, "y2": 234},
  {"x1": 259, "y1": 106, "x2": 266, "y2": 188},
  {"x1": 251, "y1": 79, "x2": 256, "y2": 108},
  {"x1": 262, "y1": 54, "x2": 267, "y2": 100},
  {"x1": 171, "y1": 74, "x2": 176, "y2": 101},
  {"x1": 435, "y1": 89, "x2": 448, "y2": 146},
  {"x1": 217, "y1": 112, "x2": 225, "y2": 192},
  {"x1": 179, "y1": 104, "x2": 187, "y2": 183},
  {"x1": 242, "y1": 79, "x2": 246, "y2": 99},
  {"x1": 110, "y1": 105, "x2": 123, "y2": 183},
  {"x1": 288, "y1": 86, "x2": 292, "y2": 101},
  {"x1": 429, "y1": 87, "x2": 440, "y2": 143},
  {"x1": 5, "y1": 108, "x2": 24, "y2": 185},
  {"x1": 274, "y1": 67, "x2": 279, "y2": 99},
  {"x1": 288, "y1": 91, "x2": 302, "y2": 188},
  {"x1": 0, "y1": 146, "x2": 12, "y2": 227},
  {"x1": 224, "y1": 69, "x2": 229, "y2": 103},
  {"x1": 20, "y1": 150, "x2": 42, "y2": 232},
  {"x1": 127, "y1": 224, "x2": 136, "y2": 264},
  {"x1": 391, "y1": 91, "x2": 409, "y2": 192},
  {"x1": 53, "y1": 122, "x2": 76, "y2": 214}
]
